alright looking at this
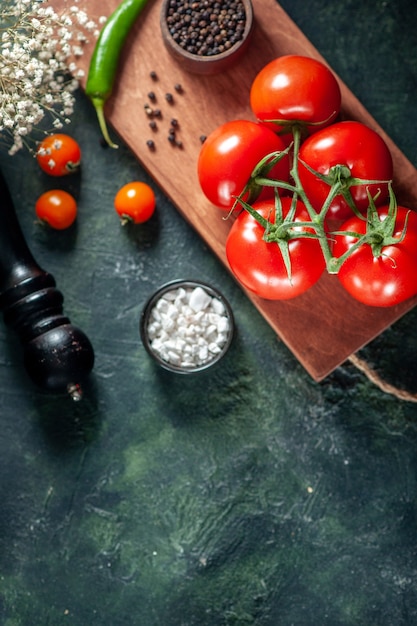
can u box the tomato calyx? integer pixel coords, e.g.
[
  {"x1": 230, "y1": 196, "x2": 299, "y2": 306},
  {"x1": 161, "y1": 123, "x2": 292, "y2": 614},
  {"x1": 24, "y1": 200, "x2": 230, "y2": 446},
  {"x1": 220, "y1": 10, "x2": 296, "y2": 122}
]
[
  {"x1": 298, "y1": 159, "x2": 393, "y2": 219},
  {"x1": 118, "y1": 214, "x2": 134, "y2": 226},
  {"x1": 261, "y1": 112, "x2": 337, "y2": 137},
  {"x1": 64, "y1": 160, "x2": 80, "y2": 173},
  {"x1": 328, "y1": 185, "x2": 407, "y2": 273},
  {"x1": 249, "y1": 145, "x2": 295, "y2": 194},
  {"x1": 230, "y1": 143, "x2": 293, "y2": 214},
  {"x1": 237, "y1": 191, "x2": 308, "y2": 243},
  {"x1": 236, "y1": 192, "x2": 319, "y2": 284}
]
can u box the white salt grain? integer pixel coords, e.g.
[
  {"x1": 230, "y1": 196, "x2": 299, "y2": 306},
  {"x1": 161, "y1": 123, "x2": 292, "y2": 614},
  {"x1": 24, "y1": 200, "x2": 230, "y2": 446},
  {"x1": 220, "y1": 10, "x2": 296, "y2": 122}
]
[
  {"x1": 189, "y1": 286, "x2": 212, "y2": 312},
  {"x1": 217, "y1": 317, "x2": 230, "y2": 333},
  {"x1": 147, "y1": 285, "x2": 232, "y2": 369}
]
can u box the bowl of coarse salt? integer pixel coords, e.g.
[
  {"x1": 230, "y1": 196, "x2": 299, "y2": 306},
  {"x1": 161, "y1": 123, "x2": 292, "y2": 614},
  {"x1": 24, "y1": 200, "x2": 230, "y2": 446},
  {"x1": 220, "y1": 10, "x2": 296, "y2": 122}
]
[{"x1": 140, "y1": 280, "x2": 235, "y2": 373}]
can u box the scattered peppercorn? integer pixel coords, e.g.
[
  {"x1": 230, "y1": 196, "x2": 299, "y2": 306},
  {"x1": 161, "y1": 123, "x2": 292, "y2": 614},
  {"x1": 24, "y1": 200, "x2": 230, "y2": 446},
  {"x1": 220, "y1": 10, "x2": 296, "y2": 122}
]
[
  {"x1": 150, "y1": 70, "x2": 158, "y2": 80},
  {"x1": 200, "y1": 135, "x2": 207, "y2": 143},
  {"x1": 165, "y1": 0, "x2": 247, "y2": 56},
  {"x1": 143, "y1": 72, "x2": 188, "y2": 153}
]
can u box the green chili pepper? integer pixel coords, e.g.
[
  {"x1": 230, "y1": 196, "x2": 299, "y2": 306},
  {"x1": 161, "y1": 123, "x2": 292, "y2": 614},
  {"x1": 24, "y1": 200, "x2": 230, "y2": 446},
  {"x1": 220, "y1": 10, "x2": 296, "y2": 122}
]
[{"x1": 86, "y1": 0, "x2": 150, "y2": 148}]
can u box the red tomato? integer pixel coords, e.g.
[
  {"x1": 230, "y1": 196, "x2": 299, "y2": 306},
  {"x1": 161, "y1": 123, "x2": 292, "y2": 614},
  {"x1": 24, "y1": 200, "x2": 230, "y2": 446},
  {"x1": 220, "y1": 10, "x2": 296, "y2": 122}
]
[
  {"x1": 35, "y1": 190, "x2": 77, "y2": 230},
  {"x1": 36, "y1": 134, "x2": 81, "y2": 176},
  {"x1": 197, "y1": 119, "x2": 289, "y2": 210},
  {"x1": 333, "y1": 206, "x2": 417, "y2": 307},
  {"x1": 114, "y1": 181, "x2": 156, "y2": 224},
  {"x1": 298, "y1": 121, "x2": 393, "y2": 223},
  {"x1": 225, "y1": 197, "x2": 325, "y2": 300},
  {"x1": 250, "y1": 55, "x2": 341, "y2": 134}
]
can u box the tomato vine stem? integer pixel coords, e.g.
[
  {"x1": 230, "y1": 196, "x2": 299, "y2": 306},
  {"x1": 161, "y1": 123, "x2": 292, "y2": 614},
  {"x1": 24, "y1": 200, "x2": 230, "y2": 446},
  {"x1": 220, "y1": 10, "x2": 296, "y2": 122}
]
[{"x1": 233, "y1": 124, "x2": 399, "y2": 278}]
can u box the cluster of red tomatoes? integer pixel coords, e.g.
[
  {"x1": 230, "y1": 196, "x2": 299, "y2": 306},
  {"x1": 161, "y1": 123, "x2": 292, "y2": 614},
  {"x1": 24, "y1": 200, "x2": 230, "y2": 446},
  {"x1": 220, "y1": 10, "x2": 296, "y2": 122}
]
[
  {"x1": 197, "y1": 55, "x2": 417, "y2": 308},
  {"x1": 35, "y1": 133, "x2": 156, "y2": 229}
]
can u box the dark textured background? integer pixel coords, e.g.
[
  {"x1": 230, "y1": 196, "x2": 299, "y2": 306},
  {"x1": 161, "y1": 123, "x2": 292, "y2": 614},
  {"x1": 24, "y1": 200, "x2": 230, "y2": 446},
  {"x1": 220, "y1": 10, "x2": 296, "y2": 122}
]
[{"x1": 1, "y1": 0, "x2": 417, "y2": 624}]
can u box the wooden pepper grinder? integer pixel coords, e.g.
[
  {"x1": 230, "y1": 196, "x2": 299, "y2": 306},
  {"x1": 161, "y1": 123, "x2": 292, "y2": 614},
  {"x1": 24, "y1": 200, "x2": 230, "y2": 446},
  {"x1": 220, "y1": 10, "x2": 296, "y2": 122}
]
[{"x1": 0, "y1": 169, "x2": 94, "y2": 400}]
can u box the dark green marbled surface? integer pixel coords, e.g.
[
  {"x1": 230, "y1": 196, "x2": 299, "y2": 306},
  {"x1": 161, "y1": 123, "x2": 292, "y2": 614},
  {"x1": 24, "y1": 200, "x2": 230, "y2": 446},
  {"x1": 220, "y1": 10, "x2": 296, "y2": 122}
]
[{"x1": 1, "y1": 0, "x2": 417, "y2": 624}]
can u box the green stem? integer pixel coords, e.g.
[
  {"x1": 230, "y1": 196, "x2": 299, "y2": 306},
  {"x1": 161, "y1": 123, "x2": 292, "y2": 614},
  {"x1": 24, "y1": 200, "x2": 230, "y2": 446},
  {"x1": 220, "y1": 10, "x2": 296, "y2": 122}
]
[
  {"x1": 234, "y1": 125, "x2": 401, "y2": 279},
  {"x1": 288, "y1": 126, "x2": 335, "y2": 269},
  {"x1": 90, "y1": 97, "x2": 118, "y2": 149}
]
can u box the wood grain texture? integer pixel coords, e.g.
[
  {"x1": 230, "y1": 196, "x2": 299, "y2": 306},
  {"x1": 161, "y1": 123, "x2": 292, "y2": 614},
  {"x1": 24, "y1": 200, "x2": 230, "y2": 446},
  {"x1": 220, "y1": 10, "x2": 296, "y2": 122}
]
[{"x1": 51, "y1": 0, "x2": 417, "y2": 380}]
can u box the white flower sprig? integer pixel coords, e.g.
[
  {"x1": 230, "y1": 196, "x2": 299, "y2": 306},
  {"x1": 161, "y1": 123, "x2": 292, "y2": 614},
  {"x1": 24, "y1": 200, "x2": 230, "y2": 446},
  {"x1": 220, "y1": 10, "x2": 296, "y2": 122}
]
[{"x1": 0, "y1": 0, "x2": 101, "y2": 154}]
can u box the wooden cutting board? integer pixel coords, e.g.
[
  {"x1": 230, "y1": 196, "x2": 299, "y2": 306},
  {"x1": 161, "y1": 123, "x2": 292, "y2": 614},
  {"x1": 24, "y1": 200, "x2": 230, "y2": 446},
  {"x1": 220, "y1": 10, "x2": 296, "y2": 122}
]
[{"x1": 51, "y1": 0, "x2": 417, "y2": 381}]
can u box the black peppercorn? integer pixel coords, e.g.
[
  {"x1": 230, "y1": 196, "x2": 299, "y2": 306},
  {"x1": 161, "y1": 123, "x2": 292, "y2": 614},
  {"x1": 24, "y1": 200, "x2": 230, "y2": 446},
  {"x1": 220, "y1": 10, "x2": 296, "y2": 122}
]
[{"x1": 165, "y1": 0, "x2": 247, "y2": 56}]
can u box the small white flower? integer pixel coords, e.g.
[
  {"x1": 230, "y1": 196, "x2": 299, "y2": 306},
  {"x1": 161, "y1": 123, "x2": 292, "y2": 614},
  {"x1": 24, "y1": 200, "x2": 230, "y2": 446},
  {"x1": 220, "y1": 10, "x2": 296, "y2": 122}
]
[{"x1": 0, "y1": 0, "x2": 99, "y2": 153}]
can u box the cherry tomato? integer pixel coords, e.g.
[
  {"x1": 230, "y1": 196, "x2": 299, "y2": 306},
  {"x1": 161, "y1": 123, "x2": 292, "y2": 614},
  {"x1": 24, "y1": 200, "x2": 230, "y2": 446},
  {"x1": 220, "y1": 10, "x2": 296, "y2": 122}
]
[
  {"x1": 197, "y1": 119, "x2": 290, "y2": 210},
  {"x1": 114, "y1": 181, "x2": 156, "y2": 224},
  {"x1": 35, "y1": 190, "x2": 77, "y2": 229},
  {"x1": 298, "y1": 121, "x2": 393, "y2": 223},
  {"x1": 333, "y1": 206, "x2": 417, "y2": 307},
  {"x1": 225, "y1": 197, "x2": 325, "y2": 300},
  {"x1": 36, "y1": 134, "x2": 81, "y2": 176},
  {"x1": 250, "y1": 55, "x2": 341, "y2": 134}
]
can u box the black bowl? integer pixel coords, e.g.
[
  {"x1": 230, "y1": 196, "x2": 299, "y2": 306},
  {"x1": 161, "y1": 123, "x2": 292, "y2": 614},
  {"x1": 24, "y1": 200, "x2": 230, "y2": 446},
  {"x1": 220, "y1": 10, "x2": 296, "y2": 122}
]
[{"x1": 140, "y1": 279, "x2": 235, "y2": 373}]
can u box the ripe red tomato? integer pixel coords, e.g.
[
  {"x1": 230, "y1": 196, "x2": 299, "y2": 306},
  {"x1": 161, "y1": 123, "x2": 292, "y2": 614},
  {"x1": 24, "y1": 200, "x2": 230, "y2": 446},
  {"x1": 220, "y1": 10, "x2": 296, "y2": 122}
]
[
  {"x1": 298, "y1": 121, "x2": 393, "y2": 223},
  {"x1": 197, "y1": 119, "x2": 289, "y2": 210},
  {"x1": 35, "y1": 190, "x2": 77, "y2": 229},
  {"x1": 250, "y1": 55, "x2": 341, "y2": 134},
  {"x1": 36, "y1": 134, "x2": 81, "y2": 176},
  {"x1": 225, "y1": 197, "x2": 325, "y2": 300},
  {"x1": 333, "y1": 206, "x2": 417, "y2": 307},
  {"x1": 114, "y1": 181, "x2": 156, "y2": 224}
]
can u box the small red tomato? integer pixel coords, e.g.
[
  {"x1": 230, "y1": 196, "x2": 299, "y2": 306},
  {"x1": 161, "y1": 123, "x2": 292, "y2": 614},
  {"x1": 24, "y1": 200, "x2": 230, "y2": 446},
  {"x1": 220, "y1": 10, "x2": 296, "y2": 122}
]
[
  {"x1": 250, "y1": 55, "x2": 341, "y2": 134},
  {"x1": 36, "y1": 134, "x2": 81, "y2": 176},
  {"x1": 35, "y1": 190, "x2": 77, "y2": 229},
  {"x1": 225, "y1": 197, "x2": 325, "y2": 300},
  {"x1": 333, "y1": 206, "x2": 417, "y2": 307},
  {"x1": 197, "y1": 119, "x2": 290, "y2": 210},
  {"x1": 298, "y1": 121, "x2": 394, "y2": 223},
  {"x1": 114, "y1": 182, "x2": 156, "y2": 224}
]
